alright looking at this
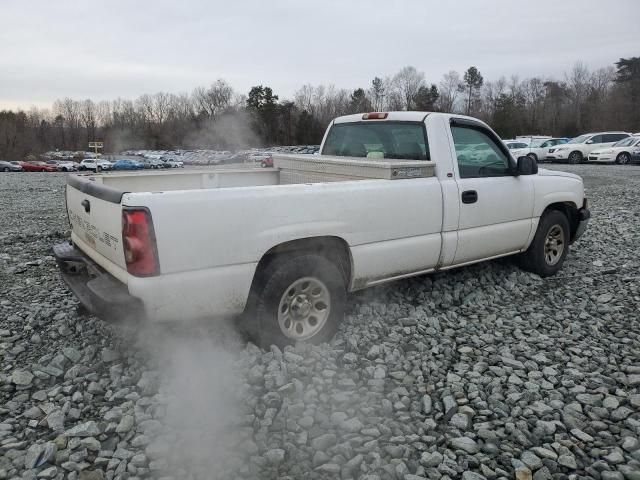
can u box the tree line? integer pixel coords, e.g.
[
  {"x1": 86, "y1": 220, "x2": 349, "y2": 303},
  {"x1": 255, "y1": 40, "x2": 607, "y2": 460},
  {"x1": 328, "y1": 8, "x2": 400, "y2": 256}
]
[{"x1": 0, "y1": 57, "x2": 638, "y2": 160}]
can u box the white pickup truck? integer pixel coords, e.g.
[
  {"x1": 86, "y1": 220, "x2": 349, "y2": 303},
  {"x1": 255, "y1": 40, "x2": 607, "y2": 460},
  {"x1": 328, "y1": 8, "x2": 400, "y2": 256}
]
[{"x1": 54, "y1": 112, "x2": 590, "y2": 348}]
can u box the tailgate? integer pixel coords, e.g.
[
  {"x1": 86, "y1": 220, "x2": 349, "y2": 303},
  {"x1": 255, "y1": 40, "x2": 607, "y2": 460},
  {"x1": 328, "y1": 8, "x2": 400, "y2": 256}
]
[{"x1": 66, "y1": 176, "x2": 127, "y2": 271}]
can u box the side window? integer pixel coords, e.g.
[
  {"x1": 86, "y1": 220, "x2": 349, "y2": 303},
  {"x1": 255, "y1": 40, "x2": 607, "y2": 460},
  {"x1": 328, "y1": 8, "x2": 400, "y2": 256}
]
[
  {"x1": 451, "y1": 126, "x2": 511, "y2": 178},
  {"x1": 605, "y1": 133, "x2": 628, "y2": 142},
  {"x1": 541, "y1": 141, "x2": 551, "y2": 147},
  {"x1": 588, "y1": 135, "x2": 603, "y2": 144}
]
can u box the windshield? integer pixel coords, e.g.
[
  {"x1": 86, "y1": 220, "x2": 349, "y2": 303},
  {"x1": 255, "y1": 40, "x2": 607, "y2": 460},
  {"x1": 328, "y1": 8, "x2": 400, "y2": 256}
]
[
  {"x1": 568, "y1": 134, "x2": 590, "y2": 144},
  {"x1": 613, "y1": 137, "x2": 636, "y2": 147},
  {"x1": 322, "y1": 121, "x2": 430, "y2": 160}
]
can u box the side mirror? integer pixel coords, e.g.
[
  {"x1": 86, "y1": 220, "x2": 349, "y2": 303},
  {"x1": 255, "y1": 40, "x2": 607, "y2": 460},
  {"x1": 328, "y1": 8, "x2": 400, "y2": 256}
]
[
  {"x1": 516, "y1": 156, "x2": 538, "y2": 175},
  {"x1": 586, "y1": 139, "x2": 593, "y2": 144}
]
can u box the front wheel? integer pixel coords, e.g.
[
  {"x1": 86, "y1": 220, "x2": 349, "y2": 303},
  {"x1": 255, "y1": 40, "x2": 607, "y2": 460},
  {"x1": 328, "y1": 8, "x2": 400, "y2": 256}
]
[
  {"x1": 616, "y1": 152, "x2": 630, "y2": 165},
  {"x1": 527, "y1": 153, "x2": 538, "y2": 162},
  {"x1": 568, "y1": 151, "x2": 583, "y2": 164},
  {"x1": 248, "y1": 254, "x2": 346, "y2": 349},
  {"x1": 520, "y1": 210, "x2": 570, "y2": 277},
  {"x1": 2, "y1": 167, "x2": 9, "y2": 172}
]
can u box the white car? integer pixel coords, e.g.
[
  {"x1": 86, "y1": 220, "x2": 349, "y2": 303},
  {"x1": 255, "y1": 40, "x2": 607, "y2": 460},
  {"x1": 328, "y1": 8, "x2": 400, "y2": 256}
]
[
  {"x1": 588, "y1": 136, "x2": 640, "y2": 164},
  {"x1": 57, "y1": 161, "x2": 78, "y2": 172},
  {"x1": 547, "y1": 132, "x2": 631, "y2": 164},
  {"x1": 54, "y1": 111, "x2": 589, "y2": 348},
  {"x1": 511, "y1": 138, "x2": 571, "y2": 162},
  {"x1": 162, "y1": 158, "x2": 184, "y2": 168},
  {"x1": 79, "y1": 159, "x2": 112, "y2": 172}
]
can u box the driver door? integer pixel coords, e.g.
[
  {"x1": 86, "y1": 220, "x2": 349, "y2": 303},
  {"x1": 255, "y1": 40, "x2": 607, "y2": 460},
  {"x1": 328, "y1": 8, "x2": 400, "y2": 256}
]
[{"x1": 450, "y1": 123, "x2": 535, "y2": 265}]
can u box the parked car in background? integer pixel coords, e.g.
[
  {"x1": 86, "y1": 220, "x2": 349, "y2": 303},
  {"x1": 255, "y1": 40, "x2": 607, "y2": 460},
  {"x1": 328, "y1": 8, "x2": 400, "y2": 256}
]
[
  {"x1": 57, "y1": 161, "x2": 78, "y2": 172},
  {"x1": 588, "y1": 135, "x2": 640, "y2": 164},
  {"x1": 112, "y1": 159, "x2": 145, "y2": 170},
  {"x1": 79, "y1": 159, "x2": 113, "y2": 171},
  {"x1": 20, "y1": 161, "x2": 57, "y2": 172},
  {"x1": 161, "y1": 158, "x2": 184, "y2": 168},
  {"x1": 0, "y1": 160, "x2": 23, "y2": 172},
  {"x1": 248, "y1": 152, "x2": 272, "y2": 164},
  {"x1": 142, "y1": 159, "x2": 162, "y2": 169},
  {"x1": 261, "y1": 155, "x2": 274, "y2": 168},
  {"x1": 632, "y1": 143, "x2": 640, "y2": 164},
  {"x1": 510, "y1": 138, "x2": 570, "y2": 162},
  {"x1": 547, "y1": 132, "x2": 631, "y2": 163},
  {"x1": 504, "y1": 140, "x2": 530, "y2": 151}
]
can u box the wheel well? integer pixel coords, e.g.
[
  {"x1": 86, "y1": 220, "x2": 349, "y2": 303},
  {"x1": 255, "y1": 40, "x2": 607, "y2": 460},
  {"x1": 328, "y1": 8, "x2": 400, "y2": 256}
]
[
  {"x1": 543, "y1": 202, "x2": 579, "y2": 240},
  {"x1": 251, "y1": 236, "x2": 352, "y2": 293}
]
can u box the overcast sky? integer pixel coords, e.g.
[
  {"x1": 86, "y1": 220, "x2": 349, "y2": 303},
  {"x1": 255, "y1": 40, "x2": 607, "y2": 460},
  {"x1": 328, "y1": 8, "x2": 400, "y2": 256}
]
[{"x1": 1, "y1": 0, "x2": 639, "y2": 110}]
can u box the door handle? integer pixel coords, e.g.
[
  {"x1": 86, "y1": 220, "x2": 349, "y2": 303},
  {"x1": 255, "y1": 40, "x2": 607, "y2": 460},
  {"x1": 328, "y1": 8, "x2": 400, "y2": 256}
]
[
  {"x1": 461, "y1": 190, "x2": 478, "y2": 204},
  {"x1": 81, "y1": 199, "x2": 91, "y2": 213}
]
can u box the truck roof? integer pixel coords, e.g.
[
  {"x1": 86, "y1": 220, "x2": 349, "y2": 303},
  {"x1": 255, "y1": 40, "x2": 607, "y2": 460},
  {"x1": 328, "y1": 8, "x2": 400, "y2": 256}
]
[{"x1": 333, "y1": 112, "x2": 432, "y2": 123}]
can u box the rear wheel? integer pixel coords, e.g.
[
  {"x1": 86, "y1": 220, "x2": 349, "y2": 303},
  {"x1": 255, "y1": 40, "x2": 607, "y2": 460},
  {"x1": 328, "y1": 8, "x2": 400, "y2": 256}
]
[
  {"x1": 2, "y1": 167, "x2": 9, "y2": 172},
  {"x1": 520, "y1": 210, "x2": 570, "y2": 277},
  {"x1": 568, "y1": 151, "x2": 583, "y2": 164},
  {"x1": 247, "y1": 254, "x2": 346, "y2": 349},
  {"x1": 616, "y1": 152, "x2": 631, "y2": 165}
]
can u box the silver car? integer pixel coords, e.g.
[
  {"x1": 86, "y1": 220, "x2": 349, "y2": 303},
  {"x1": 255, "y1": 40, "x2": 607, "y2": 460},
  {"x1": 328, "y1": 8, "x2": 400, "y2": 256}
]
[{"x1": 0, "y1": 160, "x2": 23, "y2": 172}]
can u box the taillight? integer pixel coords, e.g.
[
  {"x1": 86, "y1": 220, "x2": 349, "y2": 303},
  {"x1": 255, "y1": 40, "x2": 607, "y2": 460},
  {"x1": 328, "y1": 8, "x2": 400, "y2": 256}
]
[
  {"x1": 362, "y1": 112, "x2": 388, "y2": 120},
  {"x1": 122, "y1": 208, "x2": 159, "y2": 276}
]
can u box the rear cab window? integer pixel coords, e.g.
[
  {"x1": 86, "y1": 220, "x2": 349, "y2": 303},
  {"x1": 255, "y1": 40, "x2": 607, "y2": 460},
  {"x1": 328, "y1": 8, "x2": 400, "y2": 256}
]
[{"x1": 322, "y1": 122, "x2": 430, "y2": 160}]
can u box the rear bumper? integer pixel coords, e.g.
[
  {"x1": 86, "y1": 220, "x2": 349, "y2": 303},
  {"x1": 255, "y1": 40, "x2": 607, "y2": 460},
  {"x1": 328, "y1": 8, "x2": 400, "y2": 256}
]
[
  {"x1": 53, "y1": 242, "x2": 144, "y2": 322},
  {"x1": 573, "y1": 207, "x2": 590, "y2": 242}
]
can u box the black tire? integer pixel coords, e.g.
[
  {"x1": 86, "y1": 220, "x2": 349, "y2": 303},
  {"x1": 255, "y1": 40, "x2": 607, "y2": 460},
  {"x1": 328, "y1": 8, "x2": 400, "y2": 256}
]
[
  {"x1": 527, "y1": 153, "x2": 538, "y2": 162},
  {"x1": 247, "y1": 254, "x2": 346, "y2": 349},
  {"x1": 520, "y1": 210, "x2": 570, "y2": 277},
  {"x1": 2, "y1": 167, "x2": 9, "y2": 172},
  {"x1": 568, "y1": 151, "x2": 582, "y2": 164},
  {"x1": 615, "y1": 152, "x2": 630, "y2": 165}
]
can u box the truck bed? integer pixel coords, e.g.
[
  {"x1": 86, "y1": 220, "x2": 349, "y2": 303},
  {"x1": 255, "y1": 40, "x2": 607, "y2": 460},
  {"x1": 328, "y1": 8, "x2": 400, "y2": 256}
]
[{"x1": 76, "y1": 154, "x2": 436, "y2": 193}]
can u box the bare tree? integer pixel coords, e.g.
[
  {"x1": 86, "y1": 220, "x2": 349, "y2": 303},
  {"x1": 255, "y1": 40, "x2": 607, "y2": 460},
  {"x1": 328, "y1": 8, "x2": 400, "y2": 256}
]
[
  {"x1": 193, "y1": 79, "x2": 233, "y2": 118},
  {"x1": 438, "y1": 71, "x2": 462, "y2": 113},
  {"x1": 369, "y1": 77, "x2": 386, "y2": 111},
  {"x1": 392, "y1": 66, "x2": 425, "y2": 110}
]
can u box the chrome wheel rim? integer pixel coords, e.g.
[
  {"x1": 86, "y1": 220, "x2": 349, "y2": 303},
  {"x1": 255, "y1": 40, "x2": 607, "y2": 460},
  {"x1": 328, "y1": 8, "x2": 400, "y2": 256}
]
[
  {"x1": 544, "y1": 224, "x2": 565, "y2": 266},
  {"x1": 620, "y1": 153, "x2": 629, "y2": 165},
  {"x1": 570, "y1": 152, "x2": 580, "y2": 163},
  {"x1": 278, "y1": 277, "x2": 330, "y2": 341}
]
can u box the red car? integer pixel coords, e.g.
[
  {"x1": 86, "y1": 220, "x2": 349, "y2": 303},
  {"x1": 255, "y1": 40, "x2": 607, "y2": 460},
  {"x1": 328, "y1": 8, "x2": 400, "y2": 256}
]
[{"x1": 20, "y1": 161, "x2": 57, "y2": 172}]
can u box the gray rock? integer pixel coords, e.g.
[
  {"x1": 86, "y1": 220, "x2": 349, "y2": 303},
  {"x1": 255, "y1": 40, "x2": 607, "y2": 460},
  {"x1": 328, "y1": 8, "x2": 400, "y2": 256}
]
[
  {"x1": 570, "y1": 428, "x2": 594, "y2": 442},
  {"x1": 533, "y1": 467, "x2": 552, "y2": 480},
  {"x1": 11, "y1": 369, "x2": 33, "y2": 385},
  {"x1": 115, "y1": 415, "x2": 134, "y2": 433},
  {"x1": 450, "y1": 437, "x2": 479, "y2": 454},
  {"x1": 46, "y1": 410, "x2": 65, "y2": 432},
  {"x1": 315, "y1": 463, "x2": 341, "y2": 474},
  {"x1": 311, "y1": 433, "x2": 337, "y2": 450},
  {"x1": 100, "y1": 348, "x2": 119, "y2": 363},
  {"x1": 264, "y1": 449, "x2": 285, "y2": 465},
  {"x1": 36, "y1": 467, "x2": 58, "y2": 479},
  {"x1": 558, "y1": 454, "x2": 577, "y2": 469},
  {"x1": 462, "y1": 472, "x2": 487, "y2": 480},
  {"x1": 603, "y1": 449, "x2": 625, "y2": 464},
  {"x1": 521, "y1": 451, "x2": 543, "y2": 470},
  {"x1": 421, "y1": 394, "x2": 432, "y2": 414},
  {"x1": 420, "y1": 451, "x2": 443, "y2": 467},
  {"x1": 64, "y1": 421, "x2": 100, "y2": 437},
  {"x1": 501, "y1": 355, "x2": 525, "y2": 369}
]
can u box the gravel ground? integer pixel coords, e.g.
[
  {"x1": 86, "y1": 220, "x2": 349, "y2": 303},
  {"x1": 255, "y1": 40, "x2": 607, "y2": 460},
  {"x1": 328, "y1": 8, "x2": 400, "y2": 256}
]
[{"x1": 1, "y1": 165, "x2": 639, "y2": 480}]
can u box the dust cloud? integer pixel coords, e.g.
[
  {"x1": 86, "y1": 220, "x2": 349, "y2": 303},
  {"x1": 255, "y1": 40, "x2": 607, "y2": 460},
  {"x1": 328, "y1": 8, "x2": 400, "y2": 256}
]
[
  {"x1": 131, "y1": 318, "x2": 248, "y2": 479},
  {"x1": 184, "y1": 111, "x2": 262, "y2": 151}
]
